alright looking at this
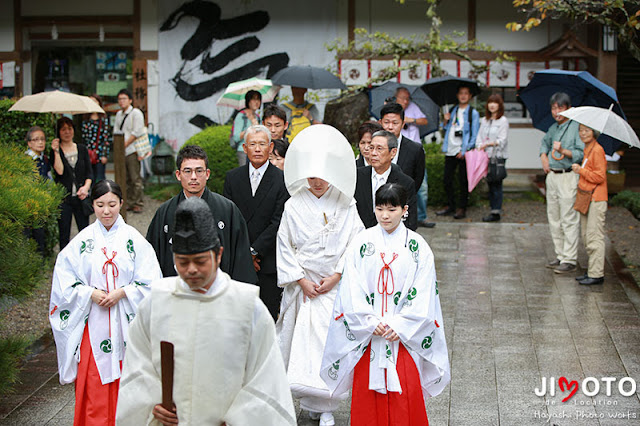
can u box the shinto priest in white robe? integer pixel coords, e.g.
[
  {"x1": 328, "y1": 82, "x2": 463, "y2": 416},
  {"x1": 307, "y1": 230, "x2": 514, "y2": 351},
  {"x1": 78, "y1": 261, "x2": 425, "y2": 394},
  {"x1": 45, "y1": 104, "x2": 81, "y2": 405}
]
[
  {"x1": 49, "y1": 215, "x2": 162, "y2": 385},
  {"x1": 276, "y1": 124, "x2": 364, "y2": 413},
  {"x1": 116, "y1": 271, "x2": 296, "y2": 425},
  {"x1": 320, "y1": 222, "x2": 450, "y2": 399}
]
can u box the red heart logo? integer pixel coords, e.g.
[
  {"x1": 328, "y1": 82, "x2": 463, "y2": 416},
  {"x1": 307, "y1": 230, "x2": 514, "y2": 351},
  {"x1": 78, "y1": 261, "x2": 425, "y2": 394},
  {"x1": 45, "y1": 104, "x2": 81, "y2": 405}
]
[{"x1": 558, "y1": 376, "x2": 578, "y2": 402}]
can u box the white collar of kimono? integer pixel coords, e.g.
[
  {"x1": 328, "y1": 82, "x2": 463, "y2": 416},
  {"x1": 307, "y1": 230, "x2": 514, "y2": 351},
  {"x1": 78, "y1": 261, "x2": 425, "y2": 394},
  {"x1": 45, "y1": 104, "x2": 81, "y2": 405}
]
[
  {"x1": 97, "y1": 214, "x2": 124, "y2": 235},
  {"x1": 284, "y1": 124, "x2": 357, "y2": 199},
  {"x1": 175, "y1": 267, "x2": 226, "y2": 300},
  {"x1": 380, "y1": 221, "x2": 408, "y2": 246}
]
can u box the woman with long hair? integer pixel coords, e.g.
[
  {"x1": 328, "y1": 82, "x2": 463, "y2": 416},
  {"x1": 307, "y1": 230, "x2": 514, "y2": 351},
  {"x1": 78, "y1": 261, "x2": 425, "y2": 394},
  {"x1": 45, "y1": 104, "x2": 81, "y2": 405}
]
[
  {"x1": 477, "y1": 93, "x2": 509, "y2": 222},
  {"x1": 49, "y1": 180, "x2": 162, "y2": 425}
]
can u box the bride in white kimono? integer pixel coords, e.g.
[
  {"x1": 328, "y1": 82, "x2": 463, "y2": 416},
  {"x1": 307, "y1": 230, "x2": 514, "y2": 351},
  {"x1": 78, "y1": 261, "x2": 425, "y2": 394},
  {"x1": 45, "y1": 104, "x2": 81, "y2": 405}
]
[
  {"x1": 49, "y1": 180, "x2": 161, "y2": 425},
  {"x1": 276, "y1": 125, "x2": 364, "y2": 426}
]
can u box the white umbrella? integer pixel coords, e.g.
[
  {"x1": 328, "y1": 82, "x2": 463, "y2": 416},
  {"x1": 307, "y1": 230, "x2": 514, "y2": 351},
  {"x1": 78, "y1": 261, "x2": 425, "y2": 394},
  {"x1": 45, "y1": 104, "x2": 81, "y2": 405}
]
[
  {"x1": 9, "y1": 90, "x2": 105, "y2": 115},
  {"x1": 560, "y1": 105, "x2": 640, "y2": 148},
  {"x1": 216, "y1": 77, "x2": 280, "y2": 110}
]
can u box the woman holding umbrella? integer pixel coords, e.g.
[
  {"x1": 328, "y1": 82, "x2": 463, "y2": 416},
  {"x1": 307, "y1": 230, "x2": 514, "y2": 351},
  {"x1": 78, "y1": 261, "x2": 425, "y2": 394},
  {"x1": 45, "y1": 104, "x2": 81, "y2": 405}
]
[
  {"x1": 231, "y1": 90, "x2": 262, "y2": 166},
  {"x1": 571, "y1": 124, "x2": 607, "y2": 285},
  {"x1": 51, "y1": 116, "x2": 93, "y2": 250}
]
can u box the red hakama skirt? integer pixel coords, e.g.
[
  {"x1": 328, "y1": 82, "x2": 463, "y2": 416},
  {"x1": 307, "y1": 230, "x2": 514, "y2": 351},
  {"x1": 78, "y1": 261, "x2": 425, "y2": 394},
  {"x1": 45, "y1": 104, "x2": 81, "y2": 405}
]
[
  {"x1": 351, "y1": 343, "x2": 428, "y2": 426},
  {"x1": 74, "y1": 327, "x2": 120, "y2": 426}
]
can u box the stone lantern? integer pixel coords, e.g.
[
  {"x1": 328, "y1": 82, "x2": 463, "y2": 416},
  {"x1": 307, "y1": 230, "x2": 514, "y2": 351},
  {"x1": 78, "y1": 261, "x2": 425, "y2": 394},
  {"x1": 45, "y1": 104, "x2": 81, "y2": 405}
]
[{"x1": 149, "y1": 139, "x2": 176, "y2": 184}]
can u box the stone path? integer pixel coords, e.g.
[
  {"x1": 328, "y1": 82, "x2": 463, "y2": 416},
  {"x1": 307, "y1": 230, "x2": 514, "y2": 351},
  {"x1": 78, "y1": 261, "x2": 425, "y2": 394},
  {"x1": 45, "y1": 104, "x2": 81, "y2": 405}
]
[{"x1": 2, "y1": 222, "x2": 640, "y2": 425}]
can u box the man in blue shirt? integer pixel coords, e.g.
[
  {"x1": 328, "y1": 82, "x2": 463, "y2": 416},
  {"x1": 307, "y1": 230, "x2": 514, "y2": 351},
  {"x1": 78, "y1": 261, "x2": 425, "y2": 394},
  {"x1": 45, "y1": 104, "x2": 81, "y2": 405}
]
[{"x1": 539, "y1": 92, "x2": 584, "y2": 274}]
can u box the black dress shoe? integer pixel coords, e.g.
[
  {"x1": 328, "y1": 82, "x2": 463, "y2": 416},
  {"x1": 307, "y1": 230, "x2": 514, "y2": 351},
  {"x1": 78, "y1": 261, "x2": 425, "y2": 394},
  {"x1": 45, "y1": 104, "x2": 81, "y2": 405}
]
[
  {"x1": 579, "y1": 276, "x2": 604, "y2": 285},
  {"x1": 436, "y1": 207, "x2": 454, "y2": 216},
  {"x1": 575, "y1": 274, "x2": 588, "y2": 281},
  {"x1": 419, "y1": 221, "x2": 436, "y2": 228},
  {"x1": 482, "y1": 213, "x2": 500, "y2": 222},
  {"x1": 453, "y1": 208, "x2": 466, "y2": 219}
]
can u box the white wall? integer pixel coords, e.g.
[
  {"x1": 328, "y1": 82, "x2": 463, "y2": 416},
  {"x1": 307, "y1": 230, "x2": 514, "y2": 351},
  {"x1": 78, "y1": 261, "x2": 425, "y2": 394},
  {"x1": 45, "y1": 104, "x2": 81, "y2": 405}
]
[
  {"x1": 0, "y1": 1, "x2": 14, "y2": 52},
  {"x1": 140, "y1": 0, "x2": 158, "y2": 51},
  {"x1": 507, "y1": 127, "x2": 546, "y2": 169}
]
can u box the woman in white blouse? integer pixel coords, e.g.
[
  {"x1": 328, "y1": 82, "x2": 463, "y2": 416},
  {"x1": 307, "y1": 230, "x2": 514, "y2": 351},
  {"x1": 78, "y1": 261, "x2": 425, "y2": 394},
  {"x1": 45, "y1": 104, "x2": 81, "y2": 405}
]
[{"x1": 477, "y1": 94, "x2": 509, "y2": 222}]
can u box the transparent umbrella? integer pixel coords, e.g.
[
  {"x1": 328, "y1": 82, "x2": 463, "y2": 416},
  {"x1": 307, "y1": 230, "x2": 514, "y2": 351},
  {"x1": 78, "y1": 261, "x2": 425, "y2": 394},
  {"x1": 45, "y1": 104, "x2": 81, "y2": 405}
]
[{"x1": 559, "y1": 105, "x2": 640, "y2": 149}]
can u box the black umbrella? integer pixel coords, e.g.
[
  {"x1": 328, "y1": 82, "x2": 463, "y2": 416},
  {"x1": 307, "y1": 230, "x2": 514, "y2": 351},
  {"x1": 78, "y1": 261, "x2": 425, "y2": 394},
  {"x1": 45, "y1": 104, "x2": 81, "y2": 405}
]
[
  {"x1": 421, "y1": 76, "x2": 480, "y2": 106},
  {"x1": 271, "y1": 66, "x2": 347, "y2": 90},
  {"x1": 368, "y1": 82, "x2": 440, "y2": 137}
]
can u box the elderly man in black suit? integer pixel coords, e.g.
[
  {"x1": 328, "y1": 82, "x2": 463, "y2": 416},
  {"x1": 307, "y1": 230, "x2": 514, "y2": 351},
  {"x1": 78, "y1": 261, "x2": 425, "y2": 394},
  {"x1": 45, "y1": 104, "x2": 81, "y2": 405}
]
[
  {"x1": 379, "y1": 102, "x2": 435, "y2": 228},
  {"x1": 224, "y1": 125, "x2": 289, "y2": 320},
  {"x1": 354, "y1": 130, "x2": 418, "y2": 230}
]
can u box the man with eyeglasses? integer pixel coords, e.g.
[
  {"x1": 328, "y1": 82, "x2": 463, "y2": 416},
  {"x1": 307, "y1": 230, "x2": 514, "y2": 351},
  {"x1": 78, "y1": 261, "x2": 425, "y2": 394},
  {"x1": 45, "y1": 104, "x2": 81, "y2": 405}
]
[
  {"x1": 223, "y1": 125, "x2": 289, "y2": 320},
  {"x1": 354, "y1": 130, "x2": 418, "y2": 230},
  {"x1": 146, "y1": 145, "x2": 257, "y2": 284}
]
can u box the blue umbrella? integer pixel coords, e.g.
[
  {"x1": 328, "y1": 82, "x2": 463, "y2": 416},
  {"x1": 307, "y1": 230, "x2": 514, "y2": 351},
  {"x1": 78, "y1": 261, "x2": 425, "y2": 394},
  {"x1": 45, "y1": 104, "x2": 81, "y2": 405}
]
[
  {"x1": 369, "y1": 82, "x2": 440, "y2": 137},
  {"x1": 518, "y1": 69, "x2": 626, "y2": 155}
]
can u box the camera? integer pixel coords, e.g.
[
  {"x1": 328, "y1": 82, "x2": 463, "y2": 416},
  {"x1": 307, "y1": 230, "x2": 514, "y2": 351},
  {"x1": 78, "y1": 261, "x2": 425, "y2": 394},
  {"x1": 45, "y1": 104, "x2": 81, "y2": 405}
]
[{"x1": 454, "y1": 130, "x2": 463, "y2": 137}]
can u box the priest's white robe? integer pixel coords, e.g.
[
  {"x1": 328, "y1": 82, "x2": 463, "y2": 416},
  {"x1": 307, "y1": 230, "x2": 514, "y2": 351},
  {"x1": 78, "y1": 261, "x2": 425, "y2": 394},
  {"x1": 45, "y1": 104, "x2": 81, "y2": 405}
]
[
  {"x1": 116, "y1": 272, "x2": 296, "y2": 426},
  {"x1": 321, "y1": 223, "x2": 450, "y2": 399},
  {"x1": 276, "y1": 186, "x2": 364, "y2": 412},
  {"x1": 49, "y1": 215, "x2": 161, "y2": 385}
]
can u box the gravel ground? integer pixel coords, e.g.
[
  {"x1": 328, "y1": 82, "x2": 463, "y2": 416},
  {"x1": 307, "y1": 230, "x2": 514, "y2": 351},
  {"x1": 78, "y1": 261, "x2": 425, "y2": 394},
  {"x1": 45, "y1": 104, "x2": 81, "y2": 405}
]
[{"x1": 1, "y1": 191, "x2": 639, "y2": 342}]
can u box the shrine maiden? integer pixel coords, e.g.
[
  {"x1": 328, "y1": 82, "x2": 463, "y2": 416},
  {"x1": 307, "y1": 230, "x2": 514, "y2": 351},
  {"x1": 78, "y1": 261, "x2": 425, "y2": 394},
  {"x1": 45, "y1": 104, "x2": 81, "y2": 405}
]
[
  {"x1": 321, "y1": 183, "x2": 450, "y2": 426},
  {"x1": 49, "y1": 180, "x2": 162, "y2": 425}
]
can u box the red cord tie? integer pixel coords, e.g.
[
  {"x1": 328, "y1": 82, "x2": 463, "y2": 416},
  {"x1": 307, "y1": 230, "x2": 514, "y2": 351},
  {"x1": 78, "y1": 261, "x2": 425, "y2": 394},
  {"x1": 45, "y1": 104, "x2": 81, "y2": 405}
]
[
  {"x1": 102, "y1": 248, "x2": 118, "y2": 338},
  {"x1": 102, "y1": 248, "x2": 119, "y2": 293},
  {"x1": 377, "y1": 252, "x2": 398, "y2": 317}
]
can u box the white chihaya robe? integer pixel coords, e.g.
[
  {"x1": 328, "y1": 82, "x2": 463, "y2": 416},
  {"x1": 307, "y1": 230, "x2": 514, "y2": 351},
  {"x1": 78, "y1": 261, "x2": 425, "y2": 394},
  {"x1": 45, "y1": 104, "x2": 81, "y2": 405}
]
[
  {"x1": 276, "y1": 186, "x2": 364, "y2": 411},
  {"x1": 49, "y1": 215, "x2": 162, "y2": 385},
  {"x1": 321, "y1": 223, "x2": 450, "y2": 398},
  {"x1": 116, "y1": 272, "x2": 296, "y2": 426}
]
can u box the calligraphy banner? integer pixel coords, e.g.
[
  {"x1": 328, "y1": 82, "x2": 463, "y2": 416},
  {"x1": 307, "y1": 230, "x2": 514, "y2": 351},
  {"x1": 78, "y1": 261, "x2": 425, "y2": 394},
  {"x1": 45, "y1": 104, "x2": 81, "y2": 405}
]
[{"x1": 158, "y1": 0, "x2": 337, "y2": 149}]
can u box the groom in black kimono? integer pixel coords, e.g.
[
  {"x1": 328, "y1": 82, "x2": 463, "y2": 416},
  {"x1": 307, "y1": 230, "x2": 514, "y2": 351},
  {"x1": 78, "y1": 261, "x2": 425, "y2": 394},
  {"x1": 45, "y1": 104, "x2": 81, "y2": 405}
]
[{"x1": 146, "y1": 145, "x2": 257, "y2": 284}]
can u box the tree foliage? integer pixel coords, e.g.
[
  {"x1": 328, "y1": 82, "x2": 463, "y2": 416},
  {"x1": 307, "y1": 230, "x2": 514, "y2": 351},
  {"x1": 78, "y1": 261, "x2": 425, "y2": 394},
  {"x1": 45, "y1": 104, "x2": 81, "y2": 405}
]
[
  {"x1": 507, "y1": 0, "x2": 640, "y2": 60},
  {"x1": 326, "y1": 0, "x2": 511, "y2": 89}
]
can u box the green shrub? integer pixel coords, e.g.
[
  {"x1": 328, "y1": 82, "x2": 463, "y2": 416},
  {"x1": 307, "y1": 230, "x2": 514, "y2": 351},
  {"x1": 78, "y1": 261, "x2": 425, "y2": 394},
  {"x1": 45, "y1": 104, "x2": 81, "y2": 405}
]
[
  {"x1": 425, "y1": 142, "x2": 481, "y2": 207},
  {"x1": 145, "y1": 183, "x2": 183, "y2": 202},
  {"x1": 0, "y1": 335, "x2": 32, "y2": 396},
  {"x1": 0, "y1": 99, "x2": 56, "y2": 147},
  {"x1": 611, "y1": 190, "x2": 640, "y2": 220},
  {"x1": 0, "y1": 145, "x2": 65, "y2": 299},
  {"x1": 186, "y1": 125, "x2": 237, "y2": 194}
]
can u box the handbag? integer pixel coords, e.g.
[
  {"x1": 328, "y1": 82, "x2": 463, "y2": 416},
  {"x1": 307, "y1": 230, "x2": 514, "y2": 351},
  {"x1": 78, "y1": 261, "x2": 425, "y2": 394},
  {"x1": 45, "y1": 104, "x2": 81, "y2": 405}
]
[
  {"x1": 573, "y1": 187, "x2": 594, "y2": 214},
  {"x1": 134, "y1": 127, "x2": 152, "y2": 159},
  {"x1": 80, "y1": 196, "x2": 94, "y2": 216},
  {"x1": 487, "y1": 157, "x2": 507, "y2": 183},
  {"x1": 88, "y1": 148, "x2": 99, "y2": 165}
]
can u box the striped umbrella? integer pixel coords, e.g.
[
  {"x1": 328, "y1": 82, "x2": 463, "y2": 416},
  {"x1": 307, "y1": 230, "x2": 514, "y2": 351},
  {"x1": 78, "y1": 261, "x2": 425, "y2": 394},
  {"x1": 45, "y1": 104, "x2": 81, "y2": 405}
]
[{"x1": 216, "y1": 77, "x2": 280, "y2": 110}]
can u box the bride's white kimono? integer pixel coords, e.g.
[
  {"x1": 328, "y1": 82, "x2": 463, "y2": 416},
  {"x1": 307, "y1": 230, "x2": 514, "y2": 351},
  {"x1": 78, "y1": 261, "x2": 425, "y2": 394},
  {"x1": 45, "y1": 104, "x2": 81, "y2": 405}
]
[
  {"x1": 49, "y1": 215, "x2": 162, "y2": 385},
  {"x1": 276, "y1": 185, "x2": 364, "y2": 412},
  {"x1": 321, "y1": 222, "x2": 450, "y2": 399}
]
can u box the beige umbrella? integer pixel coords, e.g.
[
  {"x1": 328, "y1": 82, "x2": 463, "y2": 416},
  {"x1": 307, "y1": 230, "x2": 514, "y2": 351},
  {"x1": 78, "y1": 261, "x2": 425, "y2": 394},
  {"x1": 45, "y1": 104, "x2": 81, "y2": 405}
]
[
  {"x1": 9, "y1": 90, "x2": 105, "y2": 115},
  {"x1": 559, "y1": 105, "x2": 640, "y2": 149}
]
